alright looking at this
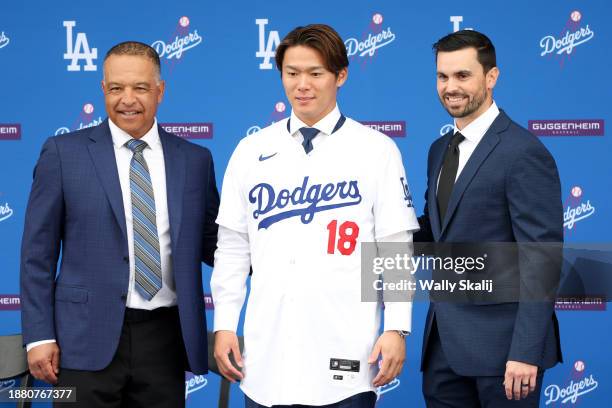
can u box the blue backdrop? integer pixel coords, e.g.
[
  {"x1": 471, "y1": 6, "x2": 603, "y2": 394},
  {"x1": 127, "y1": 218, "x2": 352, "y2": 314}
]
[{"x1": 0, "y1": 0, "x2": 609, "y2": 406}]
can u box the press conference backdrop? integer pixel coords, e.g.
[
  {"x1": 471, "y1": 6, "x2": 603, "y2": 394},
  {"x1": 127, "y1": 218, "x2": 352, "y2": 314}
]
[{"x1": 0, "y1": 0, "x2": 610, "y2": 406}]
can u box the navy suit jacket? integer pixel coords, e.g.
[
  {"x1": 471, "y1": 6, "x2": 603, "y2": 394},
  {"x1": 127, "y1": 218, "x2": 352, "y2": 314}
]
[
  {"x1": 20, "y1": 119, "x2": 219, "y2": 374},
  {"x1": 415, "y1": 110, "x2": 563, "y2": 376}
]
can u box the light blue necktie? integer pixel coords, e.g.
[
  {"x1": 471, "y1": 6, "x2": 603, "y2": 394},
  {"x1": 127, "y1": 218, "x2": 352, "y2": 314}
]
[
  {"x1": 126, "y1": 139, "x2": 162, "y2": 300},
  {"x1": 300, "y1": 127, "x2": 320, "y2": 154}
]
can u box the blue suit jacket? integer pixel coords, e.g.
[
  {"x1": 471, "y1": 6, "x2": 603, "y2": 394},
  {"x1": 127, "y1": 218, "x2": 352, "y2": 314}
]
[
  {"x1": 415, "y1": 110, "x2": 563, "y2": 376},
  {"x1": 20, "y1": 120, "x2": 219, "y2": 374}
]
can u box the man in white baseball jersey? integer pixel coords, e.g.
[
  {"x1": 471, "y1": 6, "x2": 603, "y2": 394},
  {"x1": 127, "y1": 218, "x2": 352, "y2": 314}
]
[{"x1": 211, "y1": 24, "x2": 419, "y2": 408}]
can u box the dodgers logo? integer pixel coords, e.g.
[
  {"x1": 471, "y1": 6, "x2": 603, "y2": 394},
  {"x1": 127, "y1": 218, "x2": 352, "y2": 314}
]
[
  {"x1": 563, "y1": 186, "x2": 595, "y2": 231},
  {"x1": 377, "y1": 378, "x2": 400, "y2": 398},
  {"x1": 256, "y1": 19, "x2": 280, "y2": 70},
  {"x1": 540, "y1": 11, "x2": 594, "y2": 67},
  {"x1": 152, "y1": 17, "x2": 202, "y2": 60},
  {"x1": 0, "y1": 202, "x2": 14, "y2": 222},
  {"x1": 345, "y1": 13, "x2": 396, "y2": 60},
  {"x1": 400, "y1": 177, "x2": 413, "y2": 207},
  {"x1": 0, "y1": 31, "x2": 9, "y2": 49},
  {"x1": 449, "y1": 16, "x2": 473, "y2": 32},
  {"x1": 245, "y1": 101, "x2": 287, "y2": 136},
  {"x1": 544, "y1": 360, "x2": 598, "y2": 405},
  {"x1": 55, "y1": 103, "x2": 102, "y2": 136},
  {"x1": 249, "y1": 176, "x2": 362, "y2": 229},
  {"x1": 440, "y1": 123, "x2": 454, "y2": 136},
  {"x1": 0, "y1": 379, "x2": 16, "y2": 394},
  {"x1": 184, "y1": 374, "x2": 207, "y2": 399},
  {"x1": 63, "y1": 21, "x2": 97, "y2": 72}
]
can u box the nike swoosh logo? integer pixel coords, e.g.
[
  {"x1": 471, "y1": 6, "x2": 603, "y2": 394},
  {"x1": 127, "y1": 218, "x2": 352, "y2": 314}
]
[{"x1": 259, "y1": 152, "x2": 278, "y2": 161}]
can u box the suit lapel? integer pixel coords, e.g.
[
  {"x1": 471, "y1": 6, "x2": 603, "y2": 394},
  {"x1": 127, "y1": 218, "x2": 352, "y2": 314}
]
[
  {"x1": 88, "y1": 119, "x2": 127, "y2": 240},
  {"x1": 159, "y1": 127, "x2": 186, "y2": 251},
  {"x1": 439, "y1": 112, "x2": 511, "y2": 236},
  {"x1": 429, "y1": 132, "x2": 452, "y2": 241}
]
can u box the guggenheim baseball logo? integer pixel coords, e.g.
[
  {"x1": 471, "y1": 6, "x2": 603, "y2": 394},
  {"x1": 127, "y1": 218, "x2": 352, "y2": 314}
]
[
  {"x1": 544, "y1": 360, "x2": 598, "y2": 405},
  {"x1": 63, "y1": 21, "x2": 97, "y2": 72},
  {"x1": 152, "y1": 16, "x2": 202, "y2": 60},
  {"x1": 0, "y1": 124, "x2": 21, "y2": 140},
  {"x1": 529, "y1": 119, "x2": 604, "y2": 137},
  {"x1": 540, "y1": 10, "x2": 594, "y2": 67},
  {"x1": 160, "y1": 123, "x2": 213, "y2": 139},
  {"x1": 0, "y1": 31, "x2": 10, "y2": 49},
  {"x1": 345, "y1": 13, "x2": 396, "y2": 61},
  {"x1": 0, "y1": 295, "x2": 20, "y2": 310}
]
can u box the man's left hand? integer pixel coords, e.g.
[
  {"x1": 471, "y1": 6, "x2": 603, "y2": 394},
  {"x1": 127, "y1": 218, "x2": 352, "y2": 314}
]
[
  {"x1": 368, "y1": 330, "x2": 406, "y2": 387},
  {"x1": 504, "y1": 360, "x2": 538, "y2": 400}
]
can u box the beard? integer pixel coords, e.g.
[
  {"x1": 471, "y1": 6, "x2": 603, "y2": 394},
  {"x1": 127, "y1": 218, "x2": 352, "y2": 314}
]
[{"x1": 440, "y1": 86, "x2": 487, "y2": 119}]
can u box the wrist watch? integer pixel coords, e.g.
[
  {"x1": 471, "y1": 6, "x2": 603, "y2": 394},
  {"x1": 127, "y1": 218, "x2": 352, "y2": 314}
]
[{"x1": 396, "y1": 330, "x2": 409, "y2": 338}]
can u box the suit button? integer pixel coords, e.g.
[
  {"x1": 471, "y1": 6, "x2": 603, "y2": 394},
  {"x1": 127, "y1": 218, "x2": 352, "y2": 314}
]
[
  {"x1": 120, "y1": 294, "x2": 127, "y2": 301},
  {"x1": 123, "y1": 256, "x2": 129, "y2": 263}
]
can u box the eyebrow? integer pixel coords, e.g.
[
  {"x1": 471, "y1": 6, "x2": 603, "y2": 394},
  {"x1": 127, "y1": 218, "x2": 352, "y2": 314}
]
[
  {"x1": 105, "y1": 81, "x2": 151, "y2": 87},
  {"x1": 437, "y1": 69, "x2": 472, "y2": 76},
  {"x1": 284, "y1": 65, "x2": 326, "y2": 72}
]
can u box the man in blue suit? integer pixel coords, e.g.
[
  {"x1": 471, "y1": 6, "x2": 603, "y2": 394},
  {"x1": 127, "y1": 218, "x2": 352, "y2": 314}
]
[
  {"x1": 20, "y1": 41, "x2": 219, "y2": 407},
  {"x1": 416, "y1": 30, "x2": 563, "y2": 407}
]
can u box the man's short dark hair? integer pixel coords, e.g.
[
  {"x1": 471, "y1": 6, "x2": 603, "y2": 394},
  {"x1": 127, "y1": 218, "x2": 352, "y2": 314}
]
[
  {"x1": 433, "y1": 30, "x2": 496, "y2": 73},
  {"x1": 104, "y1": 41, "x2": 161, "y2": 78},
  {"x1": 275, "y1": 24, "x2": 349, "y2": 76}
]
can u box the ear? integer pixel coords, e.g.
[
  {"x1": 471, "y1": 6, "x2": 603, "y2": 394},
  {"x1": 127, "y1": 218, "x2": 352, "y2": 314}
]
[
  {"x1": 157, "y1": 80, "x2": 166, "y2": 103},
  {"x1": 101, "y1": 80, "x2": 106, "y2": 93},
  {"x1": 336, "y1": 67, "x2": 348, "y2": 88},
  {"x1": 486, "y1": 67, "x2": 499, "y2": 91}
]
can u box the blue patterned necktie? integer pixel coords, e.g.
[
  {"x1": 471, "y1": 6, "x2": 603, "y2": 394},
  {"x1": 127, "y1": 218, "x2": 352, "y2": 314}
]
[
  {"x1": 300, "y1": 127, "x2": 320, "y2": 154},
  {"x1": 126, "y1": 139, "x2": 162, "y2": 300}
]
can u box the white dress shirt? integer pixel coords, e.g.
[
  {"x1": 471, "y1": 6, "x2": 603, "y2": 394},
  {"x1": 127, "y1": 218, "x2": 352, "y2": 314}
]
[
  {"x1": 289, "y1": 104, "x2": 342, "y2": 151},
  {"x1": 436, "y1": 101, "x2": 500, "y2": 191},
  {"x1": 27, "y1": 119, "x2": 175, "y2": 351}
]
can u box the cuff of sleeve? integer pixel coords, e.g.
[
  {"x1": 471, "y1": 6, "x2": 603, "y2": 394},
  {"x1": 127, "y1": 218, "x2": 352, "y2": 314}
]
[
  {"x1": 213, "y1": 306, "x2": 241, "y2": 333},
  {"x1": 26, "y1": 339, "x2": 56, "y2": 352},
  {"x1": 383, "y1": 301, "x2": 412, "y2": 333}
]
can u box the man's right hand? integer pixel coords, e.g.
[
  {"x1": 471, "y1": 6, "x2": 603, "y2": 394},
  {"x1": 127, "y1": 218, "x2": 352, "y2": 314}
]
[
  {"x1": 27, "y1": 343, "x2": 60, "y2": 384},
  {"x1": 213, "y1": 330, "x2": 244, "y2": 383}
]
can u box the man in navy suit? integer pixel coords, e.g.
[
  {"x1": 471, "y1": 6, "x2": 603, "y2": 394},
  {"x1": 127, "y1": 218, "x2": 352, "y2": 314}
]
[
  {"x1": 20, "y1": 41, "x2": 219, "y2": 407},
  {"x1": 416, "y1": 30, "x2": 563, "y2": 407}
]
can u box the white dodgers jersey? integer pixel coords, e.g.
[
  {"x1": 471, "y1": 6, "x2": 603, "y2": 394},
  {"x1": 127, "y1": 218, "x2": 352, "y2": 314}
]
[{"x1": 214, "y1": 115, "x2": 419, "y2": 406}]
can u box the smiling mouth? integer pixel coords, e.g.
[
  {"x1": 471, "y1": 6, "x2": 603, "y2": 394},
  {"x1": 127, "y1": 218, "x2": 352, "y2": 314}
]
[
  {"x1": 118, "y1": 111, "x2": 141, "y2": 117},
  {"x1": 445, "y1": 95, "x2": 467, "y2": 105},
  {"x1": 296, "y1": 96, "x2": 314, "y2": 102}
]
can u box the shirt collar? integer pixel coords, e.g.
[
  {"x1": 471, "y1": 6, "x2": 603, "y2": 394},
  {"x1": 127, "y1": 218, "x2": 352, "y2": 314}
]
[
  {"x1": 453, "y1": 101, "x2": 500, "y2": 143},
  {"x1": 289, "y1": 104, "x2": 341, "y2": 136},
  {"x1": 109, "y1": 118, "x2": 161, "y2": 150}
]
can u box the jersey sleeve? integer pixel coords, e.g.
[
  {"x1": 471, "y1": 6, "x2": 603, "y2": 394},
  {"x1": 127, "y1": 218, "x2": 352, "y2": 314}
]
[
  {"x1": 373, "y1": 141, "x2": 420, "y2": 239},
  {"x1": 216, "y1": 140, "x2": 250, "y2": 234}
]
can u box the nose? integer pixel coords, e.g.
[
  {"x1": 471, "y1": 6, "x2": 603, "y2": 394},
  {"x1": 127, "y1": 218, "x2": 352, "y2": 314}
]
[
  {"x1": 444, "y1": 77, "x2": 460, "y2": 94},
  {"x1": 297, "y1": 73, "x2": 310, "y2": 91},
  {"x1": 120, "y1": 87, "x2": 137, "y2": 105}
]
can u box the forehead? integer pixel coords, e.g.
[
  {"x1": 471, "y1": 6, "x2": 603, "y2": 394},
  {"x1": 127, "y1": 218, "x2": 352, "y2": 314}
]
[
  {"x1": 436, "y1": 47, "x2": 482, "y2": 72},
  {"x1": 103, "y1": 54, "x2": 158, "y2": 79},
  {"x1": 283, "y1": 45, "x2": 326, "y2": 68}
]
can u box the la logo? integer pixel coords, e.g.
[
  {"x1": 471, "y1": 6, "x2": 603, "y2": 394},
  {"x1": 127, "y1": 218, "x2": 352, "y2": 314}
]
[
  {"x1": 255, "y1": 19, "x2": 280, "y2": 70},
  {"x1": 63, "y1": 21, "x2": 97, "y2": 71}
]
